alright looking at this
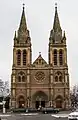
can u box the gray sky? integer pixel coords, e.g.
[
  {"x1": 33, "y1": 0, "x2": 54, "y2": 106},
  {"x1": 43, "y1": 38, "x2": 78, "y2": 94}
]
[{"x1": 0, "y1": 0, "x2": 78, "y2": 88}]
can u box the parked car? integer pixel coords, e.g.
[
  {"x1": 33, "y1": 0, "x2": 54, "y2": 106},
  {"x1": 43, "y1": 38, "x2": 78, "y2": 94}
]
[
  {"x1": 12, "y1": 108, "x2": 26, "y2": 113},
  {"x1": 12, "y1": 107, "x2": 38, "y2": 113},
  {"x1": 26, "y1": 108, "x2": 38, "y2": 113},
  {"x1": 41, "y1": 107, "x2": 59, "y2": 114},
  {"x1": 68, "y1": 109, "x2": 78, "y2": 120}
]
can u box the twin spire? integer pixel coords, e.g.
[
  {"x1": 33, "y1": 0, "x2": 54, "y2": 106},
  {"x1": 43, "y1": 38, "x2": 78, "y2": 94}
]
[
  {"x1": 14, "y1": 4, "x2": 31, "y2": 45},
  {"x1": 53, "y1": 3, "x2": 61, "y2": 32},
  {"x1": 14, "y1": 3, "x2": 66, "y2": 44},
  {"x1": 19, "y1": 3, "x2": 27, "y2": 32},
  {"x1": 49, "y1": 3, "x2": 66, "y2": 44},
  {"x1": 19, "y1": 3, "x2": 61, "y2": 33}
]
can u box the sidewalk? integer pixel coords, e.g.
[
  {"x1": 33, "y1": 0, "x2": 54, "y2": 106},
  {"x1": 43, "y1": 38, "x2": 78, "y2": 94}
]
[
  {"x1": 20, "y1": 113, "x2": 39, "y2": 116},
  {"x1": 52, "y1": 114, "x2": 69, "y2": 118},
  {"x1": 51, "y1": 110, "x2": 72, "y2": 118},
  {"x1": 0, "y1": 114, "x2": 11, "y2": 117},
  {"x1": 59, "y1": 110, "x2": 71, "y2": 114}
]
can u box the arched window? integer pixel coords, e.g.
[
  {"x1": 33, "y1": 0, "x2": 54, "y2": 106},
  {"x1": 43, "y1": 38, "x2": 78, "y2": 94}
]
[
  {"x1": 23, "y1": 50, "x2": 26, "y2": 65},
  {"x1": 59, "y1": 49, "x2": 63, "y2": 65},
  {"x1": 18, "y1": 76, "x2": 21, "y2": 82},
  {"x1": 59, "y1": 76, "x2": 62, "y2": 82},
  {"x1": 54, "y1": 49, "x2": 57, "y2": 65},
  {"x1": 22, "y1": 76, "x2": 25, "y2": 82},
  {"x1": 17, "y1": 50, "x2": 21, "y2": 65},
  {"x1": 18, "y1": 71, "x2": 25, "y2": 82},
  {"x1": 55, "y1": 71, "x2": 63, "y2": 82},
  {"x1": 55, "y1": 76, "x2": 58, "y2": 82}
]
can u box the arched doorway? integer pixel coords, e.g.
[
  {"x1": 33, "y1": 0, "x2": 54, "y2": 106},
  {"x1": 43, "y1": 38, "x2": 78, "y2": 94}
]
[
  {"x1": 18, "y1": 96, "x2": 25, "y2": 108},
  {"x1": 33, "y1": 91, "x2": 48, "y2": 109},
  {"x1": 55, "y1": 95, "x2": 63, "y2": 108}
]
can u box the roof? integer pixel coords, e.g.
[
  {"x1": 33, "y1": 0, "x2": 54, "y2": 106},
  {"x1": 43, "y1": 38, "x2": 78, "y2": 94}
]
[{"x1": 33, "y1": 53, "x2": 47, "y2": 66}]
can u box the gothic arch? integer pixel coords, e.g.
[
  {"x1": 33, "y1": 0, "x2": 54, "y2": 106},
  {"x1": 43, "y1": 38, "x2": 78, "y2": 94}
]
[
  {"x1": 18, "y1": 76, "x2": 21, "y2": 82},
  {"x1": 55, "y1": 95, "x2": 63, "y2": 100},
  {"x1": 53, "y1": 49, "x2": 57, "y2": 65},
  {"x1": 18, "y1": 71, "x2": 25, "y2": 75},
  {"x1": 55, "y1": 95, "x2": 63, "y2": 108},
  {"x1": 17, "y1": 49, "x2": 21, "y2": 65},
  {"x1": 32, "y1": 91, "x2": 48, "y2": 101},
  {"x1": 55, "y1": 76, "x2": 58, "y2": 82},
  {"x1": 59, "y1": 49, "x2": 63, "y2": 65},
  {"x1": 55, "y1": 71, "x2": 63, "y2": 82},
  {"x1": 17, "y1": 95, "x2": 25, "y2": 108},
  {"x1": 23, "y1": 49, "x2": 27, "y2": 65},
  {"x1": 17, "y1": 71, "x2": 25, "y2": 82},
  {"x1": 55, "y1": 71, "x2": 62, "y2": 75}
]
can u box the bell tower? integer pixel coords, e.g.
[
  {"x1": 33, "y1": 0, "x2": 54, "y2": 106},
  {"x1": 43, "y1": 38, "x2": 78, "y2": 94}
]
[
  {"x1": 11, "y1": 4, "x2": 32, "y2": 108},
  {"x1": 48, "y1": 4, "x2": 70, "y2": 109},
  {"x1": 49, "y1": 4, "x2": 67, "y2": 65},
  {"x1": 13, "y1": 4, "x2": 32, "y2": 67}
]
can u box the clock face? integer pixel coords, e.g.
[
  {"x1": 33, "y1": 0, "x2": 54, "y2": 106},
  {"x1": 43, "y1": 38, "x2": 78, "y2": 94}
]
[{"x1": 35, "y1": 71, "x2": 45, "y2": 83}]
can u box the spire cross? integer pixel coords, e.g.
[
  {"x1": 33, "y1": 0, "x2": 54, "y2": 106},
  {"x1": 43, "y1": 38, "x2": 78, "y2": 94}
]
[
  {"x1": 55, "y1": 3, "x2": 57, "y2": 7},
  {"x1": 23, "y1": 3, "x2": 25, "y2": 9},
  {"x1": 55, "y1": 3, "x2": 57, "y2": 10},
  {"x1": 39, "y1": 52, "x2": 41, "y2": 55}
]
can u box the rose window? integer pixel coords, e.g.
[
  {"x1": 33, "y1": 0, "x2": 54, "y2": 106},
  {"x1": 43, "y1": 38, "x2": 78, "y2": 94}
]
[{"x1": 35, "y1": 71, "x2": 45, "y2": 82}]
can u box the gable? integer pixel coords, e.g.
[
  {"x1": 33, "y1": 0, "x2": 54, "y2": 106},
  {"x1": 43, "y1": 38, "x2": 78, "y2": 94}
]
[{"x1": 33, "y1": 54, "x2": 47, "y2": 66}]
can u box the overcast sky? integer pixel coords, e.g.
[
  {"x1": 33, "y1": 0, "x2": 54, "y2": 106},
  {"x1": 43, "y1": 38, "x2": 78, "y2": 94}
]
[{"x1": 0, "y1": 0, "x2": 78, "y2": 88}]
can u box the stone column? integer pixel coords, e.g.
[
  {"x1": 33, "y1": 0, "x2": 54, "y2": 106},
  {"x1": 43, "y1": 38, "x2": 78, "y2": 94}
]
[
  {"x1": 27, "y1": 69, "x2": 31, "y2": 107},
  {"x1": 13, "y1": 48, "x2": 16, "y2": 66},
  {"x1": 50, "y1": 49, "x2": 52, "y2": 64},
  {"x1": 21, "y1": 50, "x2": 23, "y2": 66},
  {"x1": 57, "y1": 50, "x2": 59, "y2": 66},
  {"x1": 27, "y1": 48, "x2": 30, "y2": 64},
  {"x1": 64, "y1": 48, "x2": 67, "y2": 65},
  {"x1": 51, "y1": 89, "x2": 54, "y2": 106},
  {"x1": 11, "y1": 100, "x2": 16, "y2": 108}
]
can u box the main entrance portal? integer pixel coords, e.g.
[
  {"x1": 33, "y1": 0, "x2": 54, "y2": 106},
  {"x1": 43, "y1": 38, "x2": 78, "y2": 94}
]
[
  {"x1": 35, "y1": 101, "x2": 45, "y2": 109},
  {"x1": 33, "y1": 91, "x2": 48, "y2": 109}
]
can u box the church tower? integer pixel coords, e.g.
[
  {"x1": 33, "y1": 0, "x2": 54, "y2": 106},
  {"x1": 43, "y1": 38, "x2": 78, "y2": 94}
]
[
  {"x1": 48, "y1": 4, "x2": 70, "y2": 108},
  {"x1": 11, "y1": 5, "x2": 32, "y2": 108}
]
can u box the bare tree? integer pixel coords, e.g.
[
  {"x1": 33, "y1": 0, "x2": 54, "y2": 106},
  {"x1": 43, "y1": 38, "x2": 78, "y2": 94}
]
[
  {"x1": 0, "y1": 79, "x2": 9, "y2": 98},
  {"x1": 70, "y1": 85, "x2": 78, "y2": 109}
]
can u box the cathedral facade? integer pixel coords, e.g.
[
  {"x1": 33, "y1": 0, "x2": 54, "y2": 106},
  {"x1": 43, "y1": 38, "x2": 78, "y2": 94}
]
[{"x1": 11, "y1": 5, "x2": 70, "y2": 109}]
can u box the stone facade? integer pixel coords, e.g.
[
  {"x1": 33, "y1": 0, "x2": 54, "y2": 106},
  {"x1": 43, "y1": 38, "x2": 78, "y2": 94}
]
[{"x1": 11, "y1": 5, "x2": 70, "y2": 109}]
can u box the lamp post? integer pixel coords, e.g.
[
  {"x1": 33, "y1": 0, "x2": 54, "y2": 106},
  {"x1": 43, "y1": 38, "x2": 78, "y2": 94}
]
[
  {"x1": 3, "y1": 100, "x2": 6, "y2": 113},
  {"x1": 27, "y1": 97, "x2": 31, "y2": 108},
  {"x1": 1, "y1": 87, "x2": 6, "y2": 114}
]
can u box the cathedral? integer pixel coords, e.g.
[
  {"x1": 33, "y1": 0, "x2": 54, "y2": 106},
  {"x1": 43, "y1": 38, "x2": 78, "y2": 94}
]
[{"x1": 11, "y1": 4, "x2": 70, "y2": 109}]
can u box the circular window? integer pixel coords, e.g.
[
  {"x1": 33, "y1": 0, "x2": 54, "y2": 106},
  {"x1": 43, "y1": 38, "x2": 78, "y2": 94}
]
[{"x1": 35, "y1": 71, "x2": 45, "y2": 82}]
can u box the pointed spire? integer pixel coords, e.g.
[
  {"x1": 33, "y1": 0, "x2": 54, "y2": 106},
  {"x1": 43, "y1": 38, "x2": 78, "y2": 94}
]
[
  {"x1": 63, "y1": 31, "x2": 66, "y2": 40},
  {"x1": 19, "y1": 3, "x2": 27, "y2": 32},
  {"x1": 14, "y1": 31, "x2": 16, "y2": 40},
  {"x1": 39, "y1": 52, "x2": 41, "y2": 57},
  {"x1": 53, "y1": 3, "x2": 61, "y2": 32},
  {"x1": 64, "y1": 31, "x2": 66, "y2": 38}
]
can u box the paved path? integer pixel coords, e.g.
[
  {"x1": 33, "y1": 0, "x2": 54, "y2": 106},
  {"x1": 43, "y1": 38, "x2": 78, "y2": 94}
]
[
  {"x1": 0, "y1": 111, "x2": 71, "y2": 120},
  {"x1": 52, "y1": 114, "x2": 69, "y2": 118}
]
